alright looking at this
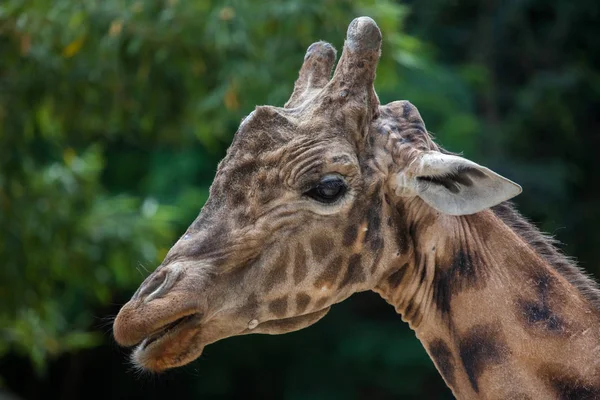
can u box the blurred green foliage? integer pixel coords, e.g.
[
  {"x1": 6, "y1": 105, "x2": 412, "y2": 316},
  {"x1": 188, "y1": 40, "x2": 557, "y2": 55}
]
[
  {"x1": 0, "y1": 0, "x2": 426, "y2": 372},
  {"x1": 0, "y1": 0, "x2": 599, "y2": 398}
]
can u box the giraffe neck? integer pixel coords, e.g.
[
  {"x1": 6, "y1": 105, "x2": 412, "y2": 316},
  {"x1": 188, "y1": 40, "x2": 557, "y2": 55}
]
[{"x1": 374, "y1": 201, "x2": 600, "y2": 399}]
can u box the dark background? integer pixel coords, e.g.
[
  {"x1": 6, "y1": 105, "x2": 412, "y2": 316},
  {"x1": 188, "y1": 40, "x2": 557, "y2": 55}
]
[{"x1": 1, "y1": 0, "x2": 599, "y2": 399}]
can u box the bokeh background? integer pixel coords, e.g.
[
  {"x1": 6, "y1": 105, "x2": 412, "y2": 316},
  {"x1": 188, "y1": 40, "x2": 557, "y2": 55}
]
[{"x1": 1, "y1": 0, "x2": 599, "y2": 399}]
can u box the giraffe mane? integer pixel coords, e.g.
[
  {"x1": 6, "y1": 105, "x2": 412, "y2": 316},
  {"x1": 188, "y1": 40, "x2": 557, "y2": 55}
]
[{"x1": 491, "y1": 201, "x2": 600, "y2": 311}]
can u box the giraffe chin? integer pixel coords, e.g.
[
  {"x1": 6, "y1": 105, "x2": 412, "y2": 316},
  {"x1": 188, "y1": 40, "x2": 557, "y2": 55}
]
[
  {"x1": 245, "y1": 307, "x2": 331, "y2": 335},
  {"x1": 131, "y1": 313, "x2": 204, "y2": 373}
]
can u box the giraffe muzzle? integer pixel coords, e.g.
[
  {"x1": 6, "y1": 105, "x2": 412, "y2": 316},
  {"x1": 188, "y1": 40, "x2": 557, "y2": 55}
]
[{"x1": 113, "y1": 261, "x2": 207, "y2": 348}]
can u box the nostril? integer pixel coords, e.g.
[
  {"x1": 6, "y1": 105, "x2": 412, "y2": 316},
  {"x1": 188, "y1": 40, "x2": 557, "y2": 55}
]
[
  {"x1": 138, "y1": 268, "x2": 180, "y2": 303},
  {"x1": 137, "y1": 269, "x2": 166, "y2": 298},
  {"x1": 133, "y1": 265, "x2": 184, "y2": 303}
]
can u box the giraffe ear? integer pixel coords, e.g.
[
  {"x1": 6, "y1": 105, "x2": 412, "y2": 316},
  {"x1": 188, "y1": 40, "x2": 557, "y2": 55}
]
[{"x1": 396, "y1": 152, "x2": 522, "y2": 216}]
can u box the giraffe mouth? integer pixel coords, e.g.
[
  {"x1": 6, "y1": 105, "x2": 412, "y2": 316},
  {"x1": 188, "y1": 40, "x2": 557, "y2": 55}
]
[
  {"x1": 132, "y1": 312, "x2": 204, "y2": 371},
  {"x1": 139, "y1": 312, "x2": 201, "y2": 350}
]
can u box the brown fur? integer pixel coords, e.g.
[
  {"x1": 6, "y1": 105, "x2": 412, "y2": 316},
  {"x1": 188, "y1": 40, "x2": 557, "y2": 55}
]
[{"x1": 112, "y1": 17, "x2": 600, "y2": 400}]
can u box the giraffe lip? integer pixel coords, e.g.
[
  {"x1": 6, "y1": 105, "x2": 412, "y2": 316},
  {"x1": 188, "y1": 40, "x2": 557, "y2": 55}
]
[
  {"x1": 140, "y1": 312, "x2": 202, "y2": 350},
  {"x1": 132, "y1": 311, "x2": 205, "y2": 372}
]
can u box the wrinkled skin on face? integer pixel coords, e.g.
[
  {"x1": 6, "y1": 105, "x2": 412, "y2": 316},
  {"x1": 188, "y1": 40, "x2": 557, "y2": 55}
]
[{"x1": 113, "y1": 17, "x2": 520, "y2": 372}]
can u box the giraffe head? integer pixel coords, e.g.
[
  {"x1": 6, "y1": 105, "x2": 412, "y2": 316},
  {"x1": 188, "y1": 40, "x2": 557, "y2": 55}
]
[{"x1": 113, "y1": 17, "x2": 522, "y2": 372}]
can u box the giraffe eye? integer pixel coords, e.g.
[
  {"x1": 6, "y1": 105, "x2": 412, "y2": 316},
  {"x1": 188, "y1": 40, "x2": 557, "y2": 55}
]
[{"x1": 305, "y1": 175, "x2": 347, "y2": 204}]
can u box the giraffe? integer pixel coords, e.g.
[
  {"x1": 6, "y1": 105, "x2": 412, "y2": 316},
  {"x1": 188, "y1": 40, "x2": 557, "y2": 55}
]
[{"x1": 113, "y1": 17, "x2": 600, "y2": 399}]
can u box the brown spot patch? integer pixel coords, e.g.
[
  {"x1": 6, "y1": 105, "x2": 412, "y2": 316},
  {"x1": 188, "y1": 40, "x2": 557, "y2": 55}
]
[
  {"x1": 236, "y1": 293, "x2": 259, "y2": 318},
  {"x1": 428, "y1": 339, "x2": 456, "y2": 387},
  {"x1": 517, "y1": 270, "x2": 565, "y2": 334},
  {"x1": 364, "y1": 184, "x2": 383, "y2": 251},
  {"x1": 391, "y1": 202, "x2": 410, "y2": 255},
  {"x1": 518, "y1": 299, "x2": 564, "y2": 333},
  {"x1": 293, "y1": 244, "x2": 308, "y2": 284},
  {"x1": 370, "y1": 240, "x2": 384, "y2": 274},
  {"x1": 264, "y1": 248, "x2": 289, "y2": 291},
  {"x1": 539, "y1": 363, "x2": 600, "y2": 400},
  {"x1": 433, "y1": 248, "x2": 487, "y2": 319},
  {"x1": 229, "y1": 190, "x2": 246, "y2": 207},
  {"x1": 314, "y1": 297, "x2": 329, "y2": 310},
  {"x1": 258, "y1": 184, "x2": 282, "y2": 205},
  {"x1": 295, "y1": 293, "x2": 311, "y2": 314},
  {"x1": 458, "y1": 323, "x2": 509, "y2": 393},
  {"x1": 386, "y1": 263, "x2": 409, "y2": 288},
  {"x1": 269, "y1": 297, "x2": 288, "y2": 317},
  {"x1": 314, "y1": 255, "x2": 344, "y2": 289},
  {"x1": 342, "y1": 195, "x2": 365, "y2": 247},
  {"x1": 342, "y1": 224, "x2": 358, "y2": 247},
  {"x1": 339, "y1": 254, "x2": 365, "y2": 288},
  {"x1": 310, "y1": 234, "x2": 334, "y2": 262}
]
